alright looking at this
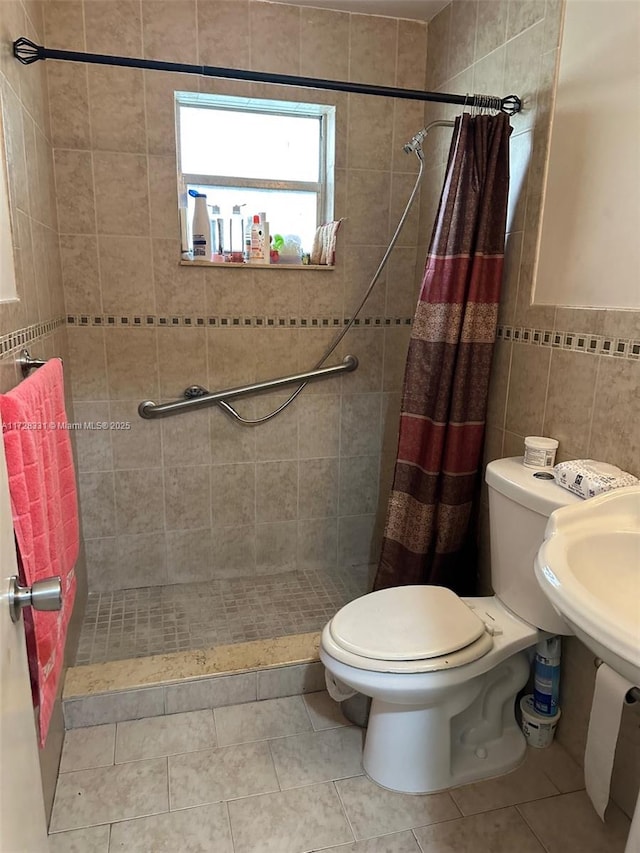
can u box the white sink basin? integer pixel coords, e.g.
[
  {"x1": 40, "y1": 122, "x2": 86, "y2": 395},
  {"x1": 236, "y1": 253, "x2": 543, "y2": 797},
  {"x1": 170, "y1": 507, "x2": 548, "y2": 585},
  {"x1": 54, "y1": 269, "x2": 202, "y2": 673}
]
[{"x1": 535, "y1": 485, "x2": 640, "y2": 686}]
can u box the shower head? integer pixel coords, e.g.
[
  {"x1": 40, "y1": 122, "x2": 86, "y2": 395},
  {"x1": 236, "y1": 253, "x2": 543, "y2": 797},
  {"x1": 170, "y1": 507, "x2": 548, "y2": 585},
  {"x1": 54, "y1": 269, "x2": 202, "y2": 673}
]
[{"x1": 403, "y1": 119, "x2": 456, "y2": 155}]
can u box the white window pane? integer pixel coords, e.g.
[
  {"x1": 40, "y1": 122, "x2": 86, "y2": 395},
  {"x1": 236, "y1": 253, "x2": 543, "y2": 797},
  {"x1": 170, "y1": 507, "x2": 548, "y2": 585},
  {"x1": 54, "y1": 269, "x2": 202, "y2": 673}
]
[
  {"x1": 180, "y1": 107, "x2": 320, "y2": 182},
  {"x1": 189, "y1": 185, "x2": 318, "y2": 255}
]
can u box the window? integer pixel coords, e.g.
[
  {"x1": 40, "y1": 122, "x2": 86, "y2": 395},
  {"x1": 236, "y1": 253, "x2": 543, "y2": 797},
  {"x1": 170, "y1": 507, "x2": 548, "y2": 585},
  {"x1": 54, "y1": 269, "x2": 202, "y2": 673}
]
[{"x1": 176, "y1": 92, "x2": 335, "y2": 260}]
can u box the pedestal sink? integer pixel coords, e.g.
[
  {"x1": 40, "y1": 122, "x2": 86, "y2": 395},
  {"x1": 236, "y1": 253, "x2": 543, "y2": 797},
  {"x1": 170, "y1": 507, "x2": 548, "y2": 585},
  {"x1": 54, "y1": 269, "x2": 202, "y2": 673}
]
[{"x1": 534, "y1": 485, "x2": 640, "y2": 687}]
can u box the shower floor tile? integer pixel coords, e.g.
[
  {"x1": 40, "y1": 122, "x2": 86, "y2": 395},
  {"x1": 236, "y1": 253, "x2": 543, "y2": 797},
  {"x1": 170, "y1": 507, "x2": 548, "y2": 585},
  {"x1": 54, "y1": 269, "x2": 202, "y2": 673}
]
[{"x1": 75, "y1": 566, "x2": 369, "y2": 666}]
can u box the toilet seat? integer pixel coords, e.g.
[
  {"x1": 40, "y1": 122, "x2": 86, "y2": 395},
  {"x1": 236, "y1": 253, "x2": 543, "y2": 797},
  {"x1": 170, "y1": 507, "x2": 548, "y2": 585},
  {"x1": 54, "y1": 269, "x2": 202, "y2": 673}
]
[{"x1": 325, "y1": 586, "x2": 495, "y2": 674}]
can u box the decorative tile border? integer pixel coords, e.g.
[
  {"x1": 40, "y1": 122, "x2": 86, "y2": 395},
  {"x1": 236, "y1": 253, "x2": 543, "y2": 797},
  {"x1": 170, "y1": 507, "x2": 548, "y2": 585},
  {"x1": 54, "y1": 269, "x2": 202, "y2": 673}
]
[
  {"x1": 497, "y1": 325, "x2": 640, "y2": 362},
  {"x1": 0, "y1": 317, "x2": 66, "y2": 360},
  {"x1": 65, "y1": 313, "x2": 415, "y2": 329}
]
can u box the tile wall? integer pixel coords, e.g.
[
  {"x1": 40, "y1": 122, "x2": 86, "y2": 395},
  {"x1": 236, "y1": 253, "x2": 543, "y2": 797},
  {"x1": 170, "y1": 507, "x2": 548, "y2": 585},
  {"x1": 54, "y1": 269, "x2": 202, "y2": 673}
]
[
  {"x1": 45, "y1": 0, "x2": 430, "y2": 592},
  {"x1": 0, "y1": 0, "x2": 89, "y2": 821},
  {"x1": 421, "y1": 0, "x2": 639, "y2": 820}
]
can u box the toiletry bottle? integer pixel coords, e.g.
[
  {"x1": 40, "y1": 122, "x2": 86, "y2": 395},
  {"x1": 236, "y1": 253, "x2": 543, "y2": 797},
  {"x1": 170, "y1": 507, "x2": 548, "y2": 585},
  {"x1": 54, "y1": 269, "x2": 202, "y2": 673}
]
[
  {"x1": 533, "y1": 636, "x2": 561, "y2": 715},
  {"x1": 249, "y1": 214, "x2": 264, "y2": 264},
  {"x1": 189, "y1": 189, "x2": 211, "y2": 259}
]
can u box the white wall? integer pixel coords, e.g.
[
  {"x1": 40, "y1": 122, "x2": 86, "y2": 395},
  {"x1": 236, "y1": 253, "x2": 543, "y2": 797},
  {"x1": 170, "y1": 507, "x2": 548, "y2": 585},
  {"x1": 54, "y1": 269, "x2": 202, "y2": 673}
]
[{"x1": 534, "y1": 0, "x2": 640, "y2": 309}]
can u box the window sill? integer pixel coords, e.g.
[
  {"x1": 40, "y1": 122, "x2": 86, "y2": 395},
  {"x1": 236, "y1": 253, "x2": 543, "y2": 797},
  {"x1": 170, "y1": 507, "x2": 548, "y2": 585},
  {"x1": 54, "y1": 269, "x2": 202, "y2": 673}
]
[{"x1": 180, "y1": 260, "x2": 335, "y2": 271}]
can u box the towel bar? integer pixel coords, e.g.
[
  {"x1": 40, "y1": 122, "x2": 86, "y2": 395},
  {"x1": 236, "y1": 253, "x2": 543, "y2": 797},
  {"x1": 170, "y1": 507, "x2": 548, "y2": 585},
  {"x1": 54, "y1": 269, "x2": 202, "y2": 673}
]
[{"x1": 17, "y1": 348, "x2": 49, "y2": 377}]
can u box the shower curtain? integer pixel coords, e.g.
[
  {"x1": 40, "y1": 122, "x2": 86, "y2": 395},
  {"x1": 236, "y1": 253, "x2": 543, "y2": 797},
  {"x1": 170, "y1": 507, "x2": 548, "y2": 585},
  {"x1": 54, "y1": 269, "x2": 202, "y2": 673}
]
[{"x1": 374, "y1": 112, "x2": 511, "y2": 594}]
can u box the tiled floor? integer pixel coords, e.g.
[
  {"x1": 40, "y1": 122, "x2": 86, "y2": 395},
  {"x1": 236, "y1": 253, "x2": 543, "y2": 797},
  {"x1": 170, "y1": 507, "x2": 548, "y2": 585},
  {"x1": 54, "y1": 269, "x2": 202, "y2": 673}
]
[
  {"x1": 48, "y1": 691, "x2": 631, "y2": 853},
  {"x1": 76, "y1": 567, "x2": 369, "y2": 665}
]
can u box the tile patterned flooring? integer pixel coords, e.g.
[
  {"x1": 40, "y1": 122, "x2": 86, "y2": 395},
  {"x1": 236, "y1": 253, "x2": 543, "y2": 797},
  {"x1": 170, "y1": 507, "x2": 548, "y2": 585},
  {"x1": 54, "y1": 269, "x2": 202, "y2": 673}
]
[
  {"x1": 76, "y1": 567, "x2": 369, "y2": 665},
  {"x1": 48, "y1": 691, "x2": 631, "y2": 853}
]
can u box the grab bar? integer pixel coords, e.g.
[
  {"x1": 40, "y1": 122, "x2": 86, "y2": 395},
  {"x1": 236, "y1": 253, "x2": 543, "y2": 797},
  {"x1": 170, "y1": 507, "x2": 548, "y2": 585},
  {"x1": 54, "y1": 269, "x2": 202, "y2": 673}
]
[{"x1": 138, "y1": 354, "x2": 358, "y2": 419}]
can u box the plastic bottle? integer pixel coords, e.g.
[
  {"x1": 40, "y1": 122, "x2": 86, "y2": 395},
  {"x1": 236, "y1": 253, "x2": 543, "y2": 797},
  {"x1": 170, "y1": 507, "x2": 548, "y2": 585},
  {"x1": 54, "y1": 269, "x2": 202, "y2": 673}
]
[
  {"x1": 533, "y1": 636, "x2": 561, "y2": 715},
  {"x1": 189, "y1": 189, "x2": 211, "y2": 259},
  {"x1": 248, "y1": 214, "x2": 266, "y2": 264}
]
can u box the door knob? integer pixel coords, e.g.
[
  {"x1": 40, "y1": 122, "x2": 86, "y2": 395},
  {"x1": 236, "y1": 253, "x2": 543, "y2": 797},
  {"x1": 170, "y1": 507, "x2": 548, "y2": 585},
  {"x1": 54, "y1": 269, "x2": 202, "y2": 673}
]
[{"x1": 8, "y1": 575, "x2": 62, "y2": 623}]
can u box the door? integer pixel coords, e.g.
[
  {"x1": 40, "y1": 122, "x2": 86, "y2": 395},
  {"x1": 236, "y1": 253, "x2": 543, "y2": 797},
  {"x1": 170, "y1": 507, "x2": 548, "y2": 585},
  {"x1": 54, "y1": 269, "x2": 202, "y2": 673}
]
[{"x1": 0, "y1": 413, "x2": 49, "y2": 852}]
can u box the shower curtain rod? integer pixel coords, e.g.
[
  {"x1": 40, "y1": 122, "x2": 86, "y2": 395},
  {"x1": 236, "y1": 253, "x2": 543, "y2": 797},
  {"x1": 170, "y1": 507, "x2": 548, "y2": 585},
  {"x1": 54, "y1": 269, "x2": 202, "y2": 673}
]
[{"x1": 13, "y1": 37, "x2": 522, "y2": 115}]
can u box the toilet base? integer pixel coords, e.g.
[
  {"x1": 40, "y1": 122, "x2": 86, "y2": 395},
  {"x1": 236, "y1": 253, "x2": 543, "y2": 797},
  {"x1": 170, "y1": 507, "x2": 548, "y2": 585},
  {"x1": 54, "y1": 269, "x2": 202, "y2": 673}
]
[{"x1": 361, "y1": 652, "x2": 530, "y2": 794}]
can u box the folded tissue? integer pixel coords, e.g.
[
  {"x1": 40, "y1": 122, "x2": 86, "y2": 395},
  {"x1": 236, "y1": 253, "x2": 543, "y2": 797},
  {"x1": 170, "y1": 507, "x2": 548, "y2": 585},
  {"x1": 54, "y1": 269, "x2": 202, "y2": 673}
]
[{"x1": 554, "y1": 459, "x2": 639, "y2": 499}]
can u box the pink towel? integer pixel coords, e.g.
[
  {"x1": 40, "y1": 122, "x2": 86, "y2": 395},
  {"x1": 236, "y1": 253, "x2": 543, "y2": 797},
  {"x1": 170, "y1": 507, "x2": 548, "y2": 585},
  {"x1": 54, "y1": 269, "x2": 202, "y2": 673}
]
[{"x1": 0, "y1": 359, "x2": 78, "y2": 746}]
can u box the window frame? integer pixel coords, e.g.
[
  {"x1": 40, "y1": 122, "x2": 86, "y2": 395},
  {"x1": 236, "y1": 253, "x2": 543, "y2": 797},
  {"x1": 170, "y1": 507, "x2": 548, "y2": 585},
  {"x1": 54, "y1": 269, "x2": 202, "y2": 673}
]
[{"x1": 175, "y1": 93, "x2": 335, "y2": 238}]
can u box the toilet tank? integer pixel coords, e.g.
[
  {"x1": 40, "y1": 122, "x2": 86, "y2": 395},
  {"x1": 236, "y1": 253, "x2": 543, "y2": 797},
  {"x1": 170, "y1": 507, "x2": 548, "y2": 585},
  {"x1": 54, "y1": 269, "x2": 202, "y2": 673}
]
[{"x1": 485, "y1": 457, "x2": 582, "y2": 634}]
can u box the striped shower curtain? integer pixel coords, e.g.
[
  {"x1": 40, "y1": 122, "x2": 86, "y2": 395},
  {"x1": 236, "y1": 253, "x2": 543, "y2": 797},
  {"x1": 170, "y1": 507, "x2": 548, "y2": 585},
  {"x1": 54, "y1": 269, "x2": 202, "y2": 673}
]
[{"x1": 374, "y1": 112, "x2": 511, "y2": 594}]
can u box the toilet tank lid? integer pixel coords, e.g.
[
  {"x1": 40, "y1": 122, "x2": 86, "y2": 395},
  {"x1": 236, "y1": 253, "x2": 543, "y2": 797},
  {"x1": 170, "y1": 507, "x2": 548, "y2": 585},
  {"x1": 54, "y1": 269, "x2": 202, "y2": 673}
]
[{"x1": 486, "y1": 457, "x2": 582, "y2": 516}]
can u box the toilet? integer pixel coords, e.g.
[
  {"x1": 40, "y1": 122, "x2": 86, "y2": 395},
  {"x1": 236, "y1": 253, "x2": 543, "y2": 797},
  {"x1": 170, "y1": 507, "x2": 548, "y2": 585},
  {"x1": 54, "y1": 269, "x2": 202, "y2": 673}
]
[{"x1": 320, "y1": 457, "x2": 582, "y2": 794}]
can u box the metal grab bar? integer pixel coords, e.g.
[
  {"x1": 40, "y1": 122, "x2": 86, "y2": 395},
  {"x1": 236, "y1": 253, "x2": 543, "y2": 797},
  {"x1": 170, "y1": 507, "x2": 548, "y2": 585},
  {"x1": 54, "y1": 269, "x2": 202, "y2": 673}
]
[{"x1": 138, "y1": 354, "x2": 358, "y2": 420}]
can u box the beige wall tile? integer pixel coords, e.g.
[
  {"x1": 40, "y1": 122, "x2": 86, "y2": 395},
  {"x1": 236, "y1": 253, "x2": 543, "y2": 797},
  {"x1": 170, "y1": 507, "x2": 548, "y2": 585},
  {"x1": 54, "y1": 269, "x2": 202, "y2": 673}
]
[
  {"x1": 349, "y1": 14, "x2": 397, "y2": 86},
  {"x1": 346, "y1": 169, "x2": 391, "y2": 246},
  {"x1": 114, "y1": 468, "x2": 165, "y2": 534},
  {"x1": 256, "y1": 520, "x2": 297, "y2": 573},
  {"x1": 298, "y1": 272, "x2": 344, "y2": 318},
  {"x1": 73, "y1": 401, "x2": 112, "y2": 472},
  {"x1": 44, "y1": 0, "x2": 84, "y2": 50},
  {"x1": 344, "y1": 246, "x2": 387, "y2": 318},
  {"x1": 211, "y1": 462, "x2": 256, "y2": 527},
  {"x1": 116, "y1": 531, "x2": 168, "y2": 587},
  {"x1": 48, "y1": 62, "x2": 90, "y2": 149},
  {"x1": 204, "y1": 266, "x2": 256, "y2": 317},
  {"x1": 347, "y1": 95, "x2": 394, "y2": 173},
  {"x1": 397, "y1": 19, "x2": 427, "y2": 89},
  {"x1": 166, "y1": 528, "x2": 212, "y2": 582},
  {"x1": 66, "y1": 327, "x2": 108, "y2": 401},
  {"x1": 339, "y1": 455, "x2": 379, "y2": 516},
  {"x1": 207, "y1": 328, "x2": 257, "y2": 388},
  {"x1": 157, "y1": 327, "x2": 207, "y2": 398},
  {"x1": 210, "y1": 524, "x2": 256, "y2": 578},
  {"x1": 589, "y1": 358, "x2": 640, "y2": 476},
  {"x1": 99, "y1": 236, "x2": 154, "y2": 315},
  {"x1": 341, "y1": 328, "x2": 383, "y2": 393},
  {"x1": 54, "y1": 149, "x2": 95, "y2": 235},
  {"x1": 386, "y1": 247, "x2": 419, "y2": 318},
  {"x1": 382, "y1": 326, "x2": 411, "y2": 393},
  {"x1": 60, "y1": 235, "x2": 101, "y2": 315},
  {"x1": 78, "y1": 471, "x2": 116, "y2": 538},
  {"x1": 249, "y1": 1, "x2": 300, "y2": 75},
  {"x1": 448, "y1": 0, "x2": 478, "y2": 78},
  {"x1": 298, "y1": 395, "x2": 340, "y2": 459},
  {"x1": 297, "y1": 518, "x2": 338, "y2": 570},
  {"x1": 142, "y1": 0, "x2": 197, "y2": 64},
  {"x1": 162, "y1": 409, "x2": 211, "y2": 466},
  {"x1": 93, "y1": 152, "x2": 149, "y2": 236},
  {"x1": 88, "y1": 66, "x2": 145, "y2": 154},
  {"x1": 341, "y1": 393, "x2": 382, "y2": 457},
  {"x1": 255, "y1": 395, "x2": 298, "y2": 461},
  {"x1": 153, "y1": 239, "x2": 206, "y2": 314},
  {"x1": 84, "y1": 0, "x2": 143, "y2": 57},
  {"x1": 504, "y1": 342, "x2": 550, "y2": 436},
  {"x1": 504, "y1": 21, "x2": 544, "y2": 133},
  {"x1": 475, "y1": 0, "x2": 507, "y2": 60},
  {"x1": 299, "y1": 458, "x2": 339, "y2": 519},
  {"x1": 542, "y1": 350, "x2": 597, "y2": 459},
  {"x1": 256, "y1": 460, "x2": 298, "y2": 522},
  {"x1": 506, "y1": 0, "x2": 546, "y2": 41},
  {"x1": 425, "y1": 4, "x2": 451, "y2": 88},
  {"x1": 110, "y1": 400, "x2": 162, "y2": 470},
  {"x1": 149, "y1": 155, "x2": 179, "y2": 239},
  {"x1": 392, "y1": 101, "x2": 426, "y2": 175},
  {"x1": 299, "y1": 7, "x2": 349, "y2": 80},
  {"x1": 144, "y1": 70, "x2": 193, "y2": 156},
  {"x1": 165, "y1": 465, "x2": 211, "y2": 530},
  {"x1": 105, "y1": 328, "x2": 159, "y2": 401},
  {"x1": 210, "y1": 405, "x2": 256, "y2": 464},
  {"x1": 197, "y1": 0, "x2": 250, "y2": 68},
  {"x1": 485, "y1": 339, "x2": 511, "y2": 429}
]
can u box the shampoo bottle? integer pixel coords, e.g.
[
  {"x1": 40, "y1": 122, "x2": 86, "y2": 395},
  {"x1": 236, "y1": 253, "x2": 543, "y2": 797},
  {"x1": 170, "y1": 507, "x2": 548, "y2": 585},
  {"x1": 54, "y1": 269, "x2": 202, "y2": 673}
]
[
  {"x1": 189, "y1": 189, "x2": 211, "y2": 259},
  {"x1": 533, "y1": 636, "x2": 561, "y2": 715}
]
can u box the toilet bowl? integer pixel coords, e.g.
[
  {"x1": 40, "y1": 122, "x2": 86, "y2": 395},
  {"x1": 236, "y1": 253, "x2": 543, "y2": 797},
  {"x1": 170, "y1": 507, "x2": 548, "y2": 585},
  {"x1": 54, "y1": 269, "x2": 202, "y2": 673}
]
[{"x1": 320, "y1": 457, "x2": 582, "y2": 794}]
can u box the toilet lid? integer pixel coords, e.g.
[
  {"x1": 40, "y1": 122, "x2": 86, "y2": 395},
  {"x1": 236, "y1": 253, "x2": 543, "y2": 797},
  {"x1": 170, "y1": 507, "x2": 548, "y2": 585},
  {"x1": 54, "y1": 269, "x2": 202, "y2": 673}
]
[{"x1": 329, "y1": 586, "x2": 487, "y2": 661}]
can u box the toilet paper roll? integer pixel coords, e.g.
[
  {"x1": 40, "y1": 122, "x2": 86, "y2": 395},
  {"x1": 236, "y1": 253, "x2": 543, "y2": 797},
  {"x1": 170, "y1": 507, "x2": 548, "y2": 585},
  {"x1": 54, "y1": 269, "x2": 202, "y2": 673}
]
[
  {"x1": 325, "y1": 670, "x2": 357, "y2": 703},
  {"x1": 584, "y1": 662, "x2": 634, "y2": 820}
]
